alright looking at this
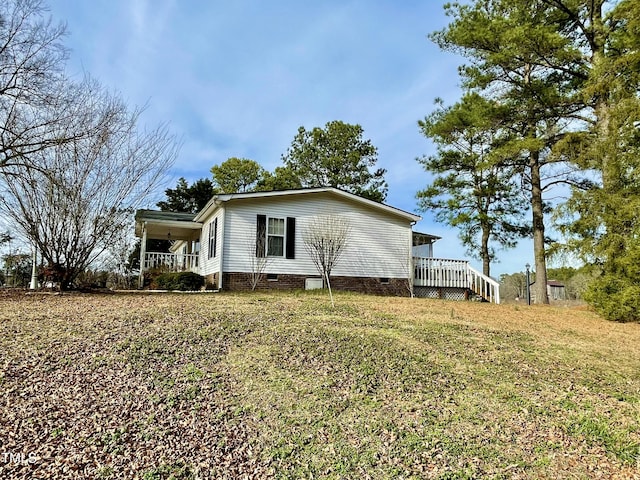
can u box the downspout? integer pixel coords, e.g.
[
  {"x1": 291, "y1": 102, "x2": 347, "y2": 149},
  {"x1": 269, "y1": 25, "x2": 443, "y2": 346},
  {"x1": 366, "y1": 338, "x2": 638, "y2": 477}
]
[
  {"x1": 218, "y1": 206, "x2": 225, "y2": 290},
  {"x1": 409, "y1": 221, "x2": 416, "y2": 297}
]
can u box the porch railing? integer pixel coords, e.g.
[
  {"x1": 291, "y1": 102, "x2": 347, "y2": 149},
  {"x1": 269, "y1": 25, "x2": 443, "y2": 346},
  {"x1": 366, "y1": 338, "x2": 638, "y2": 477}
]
[
  {"x1": 144, "y1": 252, "x2": 200, "y2": 273},
  {"x1": 413, "y1": 257, "x2": 500, "y2": 304}
]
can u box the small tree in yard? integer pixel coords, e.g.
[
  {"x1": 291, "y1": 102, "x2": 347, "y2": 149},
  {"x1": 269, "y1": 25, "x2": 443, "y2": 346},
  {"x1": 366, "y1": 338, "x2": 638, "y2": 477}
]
[
  {"x1": 246, "y1": 231, "x2": 271, "y2": 291},
  {"x1": 303, "y1": 214, "x2": 350, "y2": 307}
]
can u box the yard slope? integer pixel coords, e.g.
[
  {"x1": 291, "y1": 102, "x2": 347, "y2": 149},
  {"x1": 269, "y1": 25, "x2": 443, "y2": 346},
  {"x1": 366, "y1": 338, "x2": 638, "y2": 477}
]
[{"x1": 1, "y1": 292, "x2": 638, "y2": 479}]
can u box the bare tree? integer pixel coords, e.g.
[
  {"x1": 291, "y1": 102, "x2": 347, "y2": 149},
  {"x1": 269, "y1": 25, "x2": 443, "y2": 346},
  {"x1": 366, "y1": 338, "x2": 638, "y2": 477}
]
[
  {"x1": 0, "y1": 0, "x2": 92, "y2": 171},
  {"x1": 100, "y1": 224, "x2": 138, "y2": 290},
  {"x1": 0, "y1": 231, "x2": 11, "y2": 247},
  {"x1": 0, "y1": 79, "x2": 178, "y2": 289},
  {"x1": 302, "y1": 214, "x2": 350, "y2": 307},
  {"x1": 246, "y1": 231, "x2": 271, "y2": 291},
  {"x1": 499, "y1": 272, "x2": 528, "y2": 302}
]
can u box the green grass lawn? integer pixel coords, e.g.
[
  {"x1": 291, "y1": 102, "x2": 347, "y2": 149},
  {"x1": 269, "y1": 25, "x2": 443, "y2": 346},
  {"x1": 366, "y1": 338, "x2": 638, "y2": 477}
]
[{"x1": 1, "y1": 291, "x2": 639, "y2": 479}]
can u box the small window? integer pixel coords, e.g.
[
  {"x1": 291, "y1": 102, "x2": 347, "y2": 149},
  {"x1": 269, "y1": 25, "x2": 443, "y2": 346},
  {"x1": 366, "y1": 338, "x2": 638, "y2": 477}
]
[
  {"x1": 267, "y1": 217, "x2": 285, "y2": 257},
  {"x1": 380, "y1": 277, "x2": 390, "y2": 284},
  {"x1": 267, "y1": 273, "x2": 278, "y2": 281}
]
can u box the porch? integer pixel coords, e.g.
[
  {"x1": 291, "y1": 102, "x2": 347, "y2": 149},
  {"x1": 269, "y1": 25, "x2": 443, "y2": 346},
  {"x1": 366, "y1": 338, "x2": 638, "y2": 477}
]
[{"x1": 135, "y1": 210, "x2": 202, "y2": 288}]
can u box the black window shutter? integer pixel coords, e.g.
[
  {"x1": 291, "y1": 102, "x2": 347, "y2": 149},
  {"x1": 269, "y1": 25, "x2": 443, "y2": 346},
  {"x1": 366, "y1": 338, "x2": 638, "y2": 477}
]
[
  {"x1": 256, "y1": 215, "x2": 266, "y2": 257},
  {"x1": 286, "y1": 217, "x2": 295, "y2": 259},
  {"x1": 213, "y1": 218, "x2": 218, "y2": 257},
  {"x1": 208, "y1": 221, "x2": 213, "y2": 259}
]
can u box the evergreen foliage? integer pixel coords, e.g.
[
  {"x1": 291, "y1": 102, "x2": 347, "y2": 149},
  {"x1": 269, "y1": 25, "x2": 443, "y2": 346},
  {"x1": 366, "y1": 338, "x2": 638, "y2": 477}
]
[
  {"x1": 157, "y1": 178, "x2": 216, "y2": 213},
  {"x1": 211, "y1": 158, "x2": 266, "y2": 193},
  {"x1": 282, "y1": 121, "x2": 388, "y2": 202},
  {"x1": 430, "y1": 0, "x2": 640, "y2": 318},
  {"x1": 417, "y1": 93, "x2": 529, "y2": 277}
]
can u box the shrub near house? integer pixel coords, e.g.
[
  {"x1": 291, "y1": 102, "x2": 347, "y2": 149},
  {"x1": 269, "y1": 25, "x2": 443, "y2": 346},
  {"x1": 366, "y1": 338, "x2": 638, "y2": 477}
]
[{"x1": 154, "y1": 272, "x2": 205, "y2": 291}]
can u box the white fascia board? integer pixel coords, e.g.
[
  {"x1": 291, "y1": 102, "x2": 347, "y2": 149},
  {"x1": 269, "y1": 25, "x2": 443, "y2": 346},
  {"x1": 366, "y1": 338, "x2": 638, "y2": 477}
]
[
  {"x1": 149, "y1": 219, "x2": 202, "y2": 229},
  {"x1": 194, "y1": 197, "x2": 222, "y2": 223},
  {"x1": 194, "y1": 188, "x2": 422, "y2": 223}
]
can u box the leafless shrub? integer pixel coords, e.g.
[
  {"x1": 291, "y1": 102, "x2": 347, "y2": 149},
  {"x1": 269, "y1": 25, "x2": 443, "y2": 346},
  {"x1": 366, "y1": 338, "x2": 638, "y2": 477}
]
[
  {"x1": 246, "y1": 232, "x2": 271, "y2": 291},
  {"x1": 302, "y1": 214, "x2": 350, "y2": 307},
  {"x1": 397, "y1": 244, "x2": 415, "y2": 298}
]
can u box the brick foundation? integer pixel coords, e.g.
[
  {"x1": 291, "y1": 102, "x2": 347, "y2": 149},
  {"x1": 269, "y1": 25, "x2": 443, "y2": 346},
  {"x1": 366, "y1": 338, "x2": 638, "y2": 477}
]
[
  {"x1": 222, "y1": 272, "x2": 410, "y2": 296},
  {"x1": 203, "y1": 273, "x2": 218, "y2": 288}
]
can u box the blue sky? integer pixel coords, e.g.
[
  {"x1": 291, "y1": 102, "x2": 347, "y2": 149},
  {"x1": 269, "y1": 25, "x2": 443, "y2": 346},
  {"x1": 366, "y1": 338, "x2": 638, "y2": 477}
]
[{"x1": 47, "y1": 0, "x2": 537, "y2": 276}]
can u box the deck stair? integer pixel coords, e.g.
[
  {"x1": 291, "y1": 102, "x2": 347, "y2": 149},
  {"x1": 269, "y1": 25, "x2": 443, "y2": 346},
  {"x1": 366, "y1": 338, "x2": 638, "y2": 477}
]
[{"x1": 413, "y1": 257, "x2": 500, "y2": 304}]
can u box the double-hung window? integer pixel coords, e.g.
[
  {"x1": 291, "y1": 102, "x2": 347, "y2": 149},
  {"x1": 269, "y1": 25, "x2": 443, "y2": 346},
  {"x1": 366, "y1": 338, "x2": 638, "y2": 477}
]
[
  {"x1": 256, "y1": 215, "x2": 295, "y2": 259},
  {"x1": 267, "y1": 217, "x2": 285, "y2": 257}
]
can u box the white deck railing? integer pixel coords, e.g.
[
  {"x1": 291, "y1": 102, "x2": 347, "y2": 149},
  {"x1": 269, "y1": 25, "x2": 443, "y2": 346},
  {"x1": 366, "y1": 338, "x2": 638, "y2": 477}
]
[
  {"x1": 466, "y1": 264, "x2": 500, "y2": 304},
  {"x1": 144, "y1": 252, "x2": 200, "y2": 273},
  {"x1": 413, "y1": 257, "x2": 500, "y2": 304}
]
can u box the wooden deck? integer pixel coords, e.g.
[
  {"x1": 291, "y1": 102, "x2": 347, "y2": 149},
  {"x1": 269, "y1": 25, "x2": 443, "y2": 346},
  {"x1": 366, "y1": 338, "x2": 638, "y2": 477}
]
[{"x1": 413, "y1": 257, "x2": 500, "y2": 304}]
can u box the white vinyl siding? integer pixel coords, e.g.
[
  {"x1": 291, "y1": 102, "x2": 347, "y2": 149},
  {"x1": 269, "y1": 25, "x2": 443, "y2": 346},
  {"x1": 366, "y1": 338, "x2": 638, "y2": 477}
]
[
  {"x1": 199, "y1": 209, "x2": 223, "y2": 276},
  {"x1": 220, "y1": 192, "x2": 412, "y2": 279}
]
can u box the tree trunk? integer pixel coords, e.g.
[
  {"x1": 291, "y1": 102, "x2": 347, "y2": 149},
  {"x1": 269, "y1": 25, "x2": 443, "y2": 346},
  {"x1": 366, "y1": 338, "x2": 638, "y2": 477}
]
[
  {"x1": 481, "y1": 222, "x2": 491, "y2": 277},
  {"x1": 325, "y1": 272, "x2": 335, "y2": 308},
  {"x1": 520, "y1": 62, "x2": 549, "y2": 305},
  {"x1": 530, "y1": 151, "x2": 549, "y2": 304}
]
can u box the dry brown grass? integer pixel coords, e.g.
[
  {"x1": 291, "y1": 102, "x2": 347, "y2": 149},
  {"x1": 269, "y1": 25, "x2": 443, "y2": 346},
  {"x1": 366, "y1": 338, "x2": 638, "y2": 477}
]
[
  {"x1": 368, "y1": 297, "x2": 640, "y2": 358},
  {"x1": 0, "y1": 291, "x2": 639, "y2": 479}
]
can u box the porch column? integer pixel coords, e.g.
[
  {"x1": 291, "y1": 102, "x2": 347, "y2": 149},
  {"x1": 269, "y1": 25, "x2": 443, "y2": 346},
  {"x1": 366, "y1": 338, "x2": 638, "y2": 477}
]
[
  {"x1": 138, "y1": 222, "x2": 147, "y2": 288},
  {"x1": 186, "y1": 240, "x2": 192, "y2": 271}
]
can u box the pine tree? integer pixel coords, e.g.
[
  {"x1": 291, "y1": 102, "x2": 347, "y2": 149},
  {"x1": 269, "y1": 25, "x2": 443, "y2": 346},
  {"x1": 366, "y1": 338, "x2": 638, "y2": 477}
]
[
  {"x1": 282, "y1": 121, "x2": 388, "y2": 202},
  {"x1": 432, "y1": 0, "x2": 600, "y2": 303},
  {"x1": 417, "y1": 93, "x2": 529, "y2": 277}
]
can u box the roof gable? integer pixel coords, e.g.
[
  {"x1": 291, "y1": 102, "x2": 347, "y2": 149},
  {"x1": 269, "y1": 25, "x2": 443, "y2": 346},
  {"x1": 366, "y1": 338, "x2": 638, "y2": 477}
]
[{"x1": 194, "y1": 187, "x2": 421, "y2": 223}]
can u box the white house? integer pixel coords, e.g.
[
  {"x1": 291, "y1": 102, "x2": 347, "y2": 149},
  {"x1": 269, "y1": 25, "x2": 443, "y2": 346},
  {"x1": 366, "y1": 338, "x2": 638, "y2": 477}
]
[{"x1": 134, "y1": 187, "x2": 500, "y2": 301}]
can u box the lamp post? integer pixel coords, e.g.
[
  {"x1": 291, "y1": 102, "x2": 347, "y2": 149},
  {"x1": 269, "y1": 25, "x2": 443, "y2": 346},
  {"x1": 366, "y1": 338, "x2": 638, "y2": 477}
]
[{"x1": 525, "y1": 263, "x2": 531, "y2": 306}]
